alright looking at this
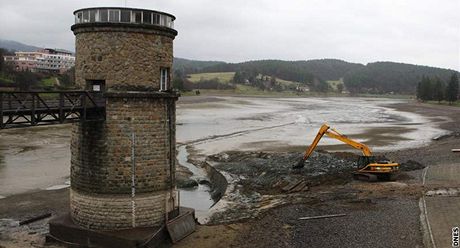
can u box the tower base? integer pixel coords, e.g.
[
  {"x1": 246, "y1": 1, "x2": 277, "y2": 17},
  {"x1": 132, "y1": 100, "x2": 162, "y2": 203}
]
[{"x1": 47, "y1": 207, "x2": 195, "y2": 248}]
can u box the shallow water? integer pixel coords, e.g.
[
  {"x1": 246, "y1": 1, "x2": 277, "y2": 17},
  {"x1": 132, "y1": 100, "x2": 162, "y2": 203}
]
[
  {"x1": 176, "y1": 146, "x2": 207, "y2": 178},
  {"x1": 0, "y1": 97, "x2": 446, "y2": 197},
  {"x1": 0, "y1": 125, "x2": 70, "y2": 196},
  {"x1": 176, "y1": 145, "x2": 214, "y2": 222},
  {"x1": 177, "y1": 97, "x2": 444, "y2": 155}
]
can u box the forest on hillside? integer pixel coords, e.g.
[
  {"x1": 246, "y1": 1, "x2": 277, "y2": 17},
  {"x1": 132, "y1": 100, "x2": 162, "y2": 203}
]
[
  {"x1": 343, "y1": 62, "x2": 457, "y2": 94},
  {"x1": 173, "y1": 58, "x2": 458, "y2": 95},
  {"x1": 193, "y1": 59, "x2": 362, "y2": 83},
  {"x1": 173, "y1": 58, "x2": 226, "y2": 74}
]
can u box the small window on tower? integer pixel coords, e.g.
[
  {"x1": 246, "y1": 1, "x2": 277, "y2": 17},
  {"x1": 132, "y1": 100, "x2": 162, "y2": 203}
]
[
  {"x1": 120, "y1": 10, "x2": 131, "y2": 23},
  {"x1": 108, "y1": 9, "x2": 120, "y2": 22},
  {"x1": 160, "y1": 68, "x2": 170, "y2": 91},
  {"x1": 89, "y1": 10, "x2": 96, "y2": 22},
  {"x1": 99, "y1": 9, "x2": 108, "y2": 22},
  {"x1": 86, "y1": 80, "x2": 105, "y2": 92},
  {"x1": 82, "y1": 10, "x2": 90, "y2": 23},
  {"x1": 132, "y1": 11, "x2": 142, "y2": 24},
  {"x1": 142, "y1": 11, "x2": 151, "y2": 24}
]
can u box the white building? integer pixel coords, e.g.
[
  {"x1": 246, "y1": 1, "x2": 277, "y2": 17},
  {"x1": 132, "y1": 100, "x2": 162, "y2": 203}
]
[
  {"x1": 3, "y1": 48, "x2": 75, "y2": 74},
  {"x1": 35, "y1": 48, "x2": 75, "y2": 73}
]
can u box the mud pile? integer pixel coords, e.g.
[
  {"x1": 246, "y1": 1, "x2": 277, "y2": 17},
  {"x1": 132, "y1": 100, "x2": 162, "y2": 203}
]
[
  {"x1": 399, "y1": 160, "x2": 425, "y2": 171},
  {"x1": 206, "y1": 150, "x2": 427, "y2": 224},
  {"x1": 208, "y1": 151, "x2": 357, "y2": 194}
]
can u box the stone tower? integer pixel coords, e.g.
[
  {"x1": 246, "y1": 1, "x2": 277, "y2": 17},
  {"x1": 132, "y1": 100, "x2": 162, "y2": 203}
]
[{"x1": 70, "y1": 7, "x2": 178, "y2": 230}]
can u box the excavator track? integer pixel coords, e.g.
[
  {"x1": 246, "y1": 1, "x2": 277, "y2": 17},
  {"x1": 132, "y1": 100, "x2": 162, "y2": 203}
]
[
  {"x1": 352, "y1": 172, "x2": 378, "y2": 182},
  {"x1": 377, "y1": 172, "x2": 399, "y2": 181}
]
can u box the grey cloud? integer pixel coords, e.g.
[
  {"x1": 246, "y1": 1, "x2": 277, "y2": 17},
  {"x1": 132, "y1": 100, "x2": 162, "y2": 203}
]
[{"x1": 0, "y1": 0, "x2": 458, "y2": 69}]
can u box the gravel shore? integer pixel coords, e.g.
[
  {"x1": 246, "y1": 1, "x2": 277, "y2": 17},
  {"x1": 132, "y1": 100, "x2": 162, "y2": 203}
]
[{"x1": 233, "y1": 197, "x2": 423, "y2": 248}]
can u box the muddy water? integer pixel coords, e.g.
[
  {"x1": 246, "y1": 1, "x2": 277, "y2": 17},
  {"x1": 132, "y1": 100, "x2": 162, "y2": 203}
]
[
  {"x1": 177, "y1": 97, "x2": 445, "y2": 155},
  {"x1": 0, "y1": 125, "x2": 70, "y2": 197},
  {"x1": 176, "y1": 146, "x2": 214, "y2": 222},
  {"x1": 0, "y1": 97, "x2": 446, "y2": 198}
]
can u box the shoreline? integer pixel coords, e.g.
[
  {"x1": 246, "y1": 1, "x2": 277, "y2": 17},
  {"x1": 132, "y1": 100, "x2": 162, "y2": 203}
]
[
  {"x1": 382, "y1": 101, "x2": 460, "y2": 166},
  {"x1": 175, "y1": 99, "x2": 460, "y2": 247}
]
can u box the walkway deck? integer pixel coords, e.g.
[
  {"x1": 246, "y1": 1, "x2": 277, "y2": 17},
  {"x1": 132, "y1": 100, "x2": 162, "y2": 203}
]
[{"x1": 0, "y1": 91, "x2": 105, "y2": 129}]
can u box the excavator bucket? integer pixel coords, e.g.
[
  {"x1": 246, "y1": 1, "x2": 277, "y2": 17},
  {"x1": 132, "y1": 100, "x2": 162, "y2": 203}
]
[{"x1": 293, "y1": 158, "x2": 305, "y2": 169}]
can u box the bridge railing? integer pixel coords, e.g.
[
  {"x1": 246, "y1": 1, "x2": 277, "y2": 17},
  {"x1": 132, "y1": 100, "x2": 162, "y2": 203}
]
[{"x1": 0, "y1": 91, "x2": 106, "y2": 129}]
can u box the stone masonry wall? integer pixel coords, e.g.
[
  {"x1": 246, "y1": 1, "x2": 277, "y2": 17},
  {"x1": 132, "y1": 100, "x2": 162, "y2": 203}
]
[
  {"x1": 70, "y1": 94, "x2": 177, "y2": 229},
  {"x1": 70, "y1": 189, "x2": 177, "y2": 230},
  {"x1": 74, "y1": 27, "x2": 174, "y2": 91},
  {"x1": 71, "y1": 96, "x2": 176, "y2": 194}
]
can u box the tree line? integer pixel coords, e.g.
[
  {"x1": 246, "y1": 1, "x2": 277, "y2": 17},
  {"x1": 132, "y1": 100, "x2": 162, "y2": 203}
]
[
  {"x1": 173, "y1": 58, "x2": 459, "y2": 95},
  {"x1": 192, "y1": 59, "x2": 362, "y2": 83},
  {"x1": 343, "y1": 62, "x2": 457, "y2": 94},
  {"x1": 416, "y1": 73, "x2": 459, "y2": 104}
]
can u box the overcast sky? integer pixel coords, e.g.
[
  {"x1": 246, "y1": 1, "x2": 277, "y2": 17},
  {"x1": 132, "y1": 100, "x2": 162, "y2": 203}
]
[{"x1": 0, "y1": 0, "x2": 459, "y2": 70}]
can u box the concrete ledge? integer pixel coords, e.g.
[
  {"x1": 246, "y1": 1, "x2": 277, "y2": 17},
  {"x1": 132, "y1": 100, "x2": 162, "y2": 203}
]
[
  {"x1": 105, "y1": 91, "x2": 179, "y2": 99},
  {"x1": 203, "y1": 161, "x2": 228, "y2": 202},
  {"x1": 47, "y1": 213, "x2": 167, "y2": 248},
  {"x1": 48, "y1": 207, "x2": 195, "y2": 248}
]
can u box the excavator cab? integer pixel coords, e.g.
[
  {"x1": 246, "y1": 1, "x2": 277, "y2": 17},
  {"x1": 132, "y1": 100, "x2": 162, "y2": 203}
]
[
  {"x1": 357, "y1": 156, "x2": 373, "y2": 168},
  {"x1": 356, "y1": 156, "x2": 399, "y2": 181},
  {"x1": 294, "y1": 124, "x2": 399, "y2": 181}
]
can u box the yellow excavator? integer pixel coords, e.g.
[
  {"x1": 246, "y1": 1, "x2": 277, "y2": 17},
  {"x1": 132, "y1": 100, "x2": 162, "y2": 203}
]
[{"x1": 293, "y1": 123, "x2": 400, "y2": 181}]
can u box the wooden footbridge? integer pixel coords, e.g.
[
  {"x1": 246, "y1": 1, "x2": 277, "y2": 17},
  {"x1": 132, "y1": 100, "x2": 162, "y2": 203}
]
[{"x1": 0, "y1": 91, "x2": 105, "y2": 129}]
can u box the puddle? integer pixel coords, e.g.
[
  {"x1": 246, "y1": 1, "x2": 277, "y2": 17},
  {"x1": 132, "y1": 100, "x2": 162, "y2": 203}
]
[
  {"x1": 177, "y1": 146, "x2": 215, "y2": 223},
  {"x1": 179, "y1": 184, "x2": 214, "y2": 223},
  {"x1": 45, "y1": 181, "x2": 70, "y2": 191},
  {"x1": 45, "y1": 185, "x2": 70, "y2": 190}
]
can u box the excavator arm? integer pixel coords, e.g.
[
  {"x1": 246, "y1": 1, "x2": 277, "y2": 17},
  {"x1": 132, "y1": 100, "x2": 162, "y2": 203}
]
[{"x1": 293, "y1": 123, "x2": 372, "y2": 169}]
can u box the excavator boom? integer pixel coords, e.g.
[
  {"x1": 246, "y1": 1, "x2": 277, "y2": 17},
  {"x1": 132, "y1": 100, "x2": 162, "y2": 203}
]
[
  {"x1": 294, "y1": 124, "x2": 372, "y2": 169},
  {"x1": 293, "y1": 123, "x2": 399, "y2": 181}
]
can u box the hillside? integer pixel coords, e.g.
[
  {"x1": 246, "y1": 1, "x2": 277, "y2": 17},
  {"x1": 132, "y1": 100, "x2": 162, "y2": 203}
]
[
  {"x1": 199, "y1": 59, "x2": 363, "y2": 82},
  {"x1": 344, "y1": 62, "x2": 458, "y2": 94},
  {"x1": 0, "y1": 39, "x2": 42, "y2": 52},
  {"x1": 173, "y1": 57, "x2": 226, "y2": 74},
  {"x1": 175, "y1": 58, "x2": 458, "y2": 95}
]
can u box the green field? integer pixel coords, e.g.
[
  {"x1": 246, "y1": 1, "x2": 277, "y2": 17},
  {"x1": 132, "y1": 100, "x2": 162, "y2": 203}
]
[
  {"x1": 187, "y1": 72, "x2": 235, "y2": 83},
  {"x1": 187, "y1": 71, "x2": 302, "y2": 88},
  {"x1": 40, "y1": 77, "x2": 57, "y2": 87},
  {"x1": 182, "y1": 84, "x2": 324, "y2": 97}
]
